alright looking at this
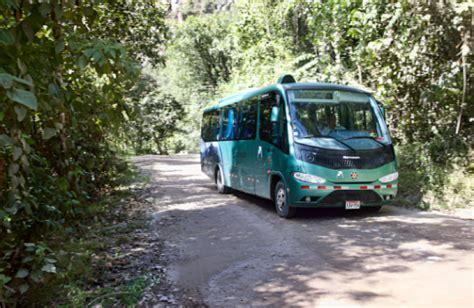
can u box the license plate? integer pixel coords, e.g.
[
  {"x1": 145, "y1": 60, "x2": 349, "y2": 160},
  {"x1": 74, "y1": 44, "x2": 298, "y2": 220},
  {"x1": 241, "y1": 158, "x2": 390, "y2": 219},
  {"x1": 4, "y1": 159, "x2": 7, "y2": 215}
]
[{"x1": 345, "y1": 200, "x2": 361, "y2": 210}]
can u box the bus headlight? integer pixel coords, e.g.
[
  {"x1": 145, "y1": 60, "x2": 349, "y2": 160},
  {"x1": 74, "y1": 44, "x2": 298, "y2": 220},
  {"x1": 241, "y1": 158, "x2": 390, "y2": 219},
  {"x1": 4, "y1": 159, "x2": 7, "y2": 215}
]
[
  {"x1": 379, "y1": 172, "x2": 398, "y2": 183},
  {"x1": 293, "y1": 172, "x2": 326, "y2": 184}
]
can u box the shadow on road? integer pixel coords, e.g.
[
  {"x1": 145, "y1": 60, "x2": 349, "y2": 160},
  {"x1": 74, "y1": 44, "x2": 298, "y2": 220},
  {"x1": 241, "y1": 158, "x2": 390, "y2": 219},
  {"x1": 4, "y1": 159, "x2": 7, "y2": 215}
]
[{"x1": 132, "y1": 155, "x2": 474, "y2": 306}]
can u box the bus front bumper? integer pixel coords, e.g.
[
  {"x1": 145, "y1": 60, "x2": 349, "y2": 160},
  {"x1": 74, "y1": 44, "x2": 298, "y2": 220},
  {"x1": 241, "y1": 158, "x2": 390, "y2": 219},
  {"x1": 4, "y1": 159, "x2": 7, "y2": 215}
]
[{"x1": 288, "y1": 182, "x2": 398, "y2": 208}]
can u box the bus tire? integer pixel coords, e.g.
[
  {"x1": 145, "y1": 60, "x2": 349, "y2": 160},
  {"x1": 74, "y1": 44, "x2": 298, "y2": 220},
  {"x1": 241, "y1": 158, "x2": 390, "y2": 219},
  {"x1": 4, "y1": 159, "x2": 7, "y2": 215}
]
[
  {"x1": 216, "y1": 167, "x2": 230, "y2": 194},
  {"x1": 274, "y1": 181, "x2": 296, "y2": 218}
]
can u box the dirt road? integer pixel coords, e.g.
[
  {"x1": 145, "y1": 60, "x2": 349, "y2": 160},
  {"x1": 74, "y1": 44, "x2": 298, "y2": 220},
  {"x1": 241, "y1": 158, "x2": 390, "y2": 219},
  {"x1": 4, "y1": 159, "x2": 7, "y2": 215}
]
[{"x1": 133, "y1": 155, "x2": 473, "y2": 307}]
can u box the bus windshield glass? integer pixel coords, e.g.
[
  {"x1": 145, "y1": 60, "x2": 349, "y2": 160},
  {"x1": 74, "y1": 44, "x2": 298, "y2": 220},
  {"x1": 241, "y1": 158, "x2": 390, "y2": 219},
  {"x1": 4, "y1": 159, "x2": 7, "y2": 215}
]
[{"x1": 288, "y1": 89, "x2": 391, "y2": 150}]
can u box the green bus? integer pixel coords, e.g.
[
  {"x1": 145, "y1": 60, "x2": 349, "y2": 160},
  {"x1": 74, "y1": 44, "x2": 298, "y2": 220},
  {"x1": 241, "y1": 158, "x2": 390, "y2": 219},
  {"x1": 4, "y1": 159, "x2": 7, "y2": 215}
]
[{"x1": 200, "y1": 75, "x2": 398, "y2": 218}]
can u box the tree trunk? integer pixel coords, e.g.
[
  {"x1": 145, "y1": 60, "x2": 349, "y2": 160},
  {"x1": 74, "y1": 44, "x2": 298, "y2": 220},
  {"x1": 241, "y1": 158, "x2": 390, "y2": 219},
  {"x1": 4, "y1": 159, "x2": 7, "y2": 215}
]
[{"x1": 455, "y1": 27, "x2": 469, "y2": 134}]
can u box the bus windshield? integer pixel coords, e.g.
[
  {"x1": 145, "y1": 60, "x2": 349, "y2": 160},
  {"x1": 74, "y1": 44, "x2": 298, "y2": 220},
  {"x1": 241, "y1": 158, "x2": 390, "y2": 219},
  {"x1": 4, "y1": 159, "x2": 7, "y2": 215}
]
[{"x1": 288, "y1": 89, "x2": 391, "y2": 150}]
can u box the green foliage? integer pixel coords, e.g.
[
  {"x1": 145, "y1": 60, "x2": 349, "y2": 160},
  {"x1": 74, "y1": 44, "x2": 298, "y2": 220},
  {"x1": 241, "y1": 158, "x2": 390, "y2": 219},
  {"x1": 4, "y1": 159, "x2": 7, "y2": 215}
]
[
  {"x1": 0, "y1": 0, "x2": 167, "y2": 302},
  {"x1": 0, "y1": 0, "x2": 472, "y2": 302},
  {"x1": 122, "y1": 72, "x2": 185, "y2": 154},
  {"x1": 163, "y1": 0, "x2": 472, "y2": 205}
]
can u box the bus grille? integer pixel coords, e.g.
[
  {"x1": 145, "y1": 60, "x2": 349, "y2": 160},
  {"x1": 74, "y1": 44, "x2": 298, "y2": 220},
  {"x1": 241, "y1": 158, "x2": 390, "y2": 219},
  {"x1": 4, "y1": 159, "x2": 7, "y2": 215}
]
[
  {"x1": 297, "y1": 144, "x2": 395, "y2": 169},
  {"x1": 320, "y1": 190, "x2": 382, "y2": 205}
]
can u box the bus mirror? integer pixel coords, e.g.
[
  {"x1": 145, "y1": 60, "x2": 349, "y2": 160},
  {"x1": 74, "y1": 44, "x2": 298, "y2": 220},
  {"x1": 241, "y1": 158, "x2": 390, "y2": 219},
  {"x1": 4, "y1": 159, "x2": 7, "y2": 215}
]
[{"x1": 271, "y1": 106, "x2": 280, "y2": 122}]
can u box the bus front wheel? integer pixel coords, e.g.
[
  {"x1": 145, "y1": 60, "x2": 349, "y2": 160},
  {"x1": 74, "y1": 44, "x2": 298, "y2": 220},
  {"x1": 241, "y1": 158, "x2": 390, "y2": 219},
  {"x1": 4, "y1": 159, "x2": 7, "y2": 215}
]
[
  {"x1": 216, "y1": 167, "x2": 230, "y2": 194},
  {"x1": 274, "y1": 181, "x2": 296, "y2": 218}
]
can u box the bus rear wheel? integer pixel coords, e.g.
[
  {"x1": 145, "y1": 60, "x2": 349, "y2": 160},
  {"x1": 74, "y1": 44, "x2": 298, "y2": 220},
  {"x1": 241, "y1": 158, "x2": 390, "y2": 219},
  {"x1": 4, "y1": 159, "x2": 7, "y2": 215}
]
[
  {"x1": 274, "y1": 181, "x2": 296, "y2": 218},
  {"x1": 216, "y1": 167, "x2": 230, "y2": 194}
]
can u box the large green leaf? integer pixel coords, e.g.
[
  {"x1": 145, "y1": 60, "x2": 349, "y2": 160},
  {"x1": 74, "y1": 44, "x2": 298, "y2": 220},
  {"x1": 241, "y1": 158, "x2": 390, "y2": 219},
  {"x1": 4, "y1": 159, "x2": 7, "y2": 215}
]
[
  {"x1": 0, "y1": 274, "x2": 11, "y2": 285},
  {"x1": 13, "y1": 147, "x2": 22, "y2": 161},
  {"x1": 0, "y1": 73, "x2": 13, "y2": 89},
  {"x1": 0, "y1": 134, "x2": 13, "y2": 146},
  {"x1": 12, "y1": 76, "x2": 34, "y2": 87},
  {"x1": 41, "y1": 263, "x2": 56, "y2": 273},
  {"x1": 42, "y1": 128, "x2": 57, "y2": 140},
  {"x1": 7, "y1": 88, "x2": 38, "y2": 110},
  {"x1": 0, "y1": 29, "x2": 14, "y2": 46},
  {"x1": 15, "y1": 268, "x2": 29, "y2": 279},
  {"x1": 15, "y1": 106, "x2": 27, "y2": 122}
]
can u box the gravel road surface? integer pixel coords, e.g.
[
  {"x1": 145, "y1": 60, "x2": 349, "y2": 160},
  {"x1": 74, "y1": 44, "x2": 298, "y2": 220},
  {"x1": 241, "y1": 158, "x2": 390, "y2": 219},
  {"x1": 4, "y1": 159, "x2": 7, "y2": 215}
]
[{"x1": 133, "y1": 155, "x2": 473, "y2": 307}]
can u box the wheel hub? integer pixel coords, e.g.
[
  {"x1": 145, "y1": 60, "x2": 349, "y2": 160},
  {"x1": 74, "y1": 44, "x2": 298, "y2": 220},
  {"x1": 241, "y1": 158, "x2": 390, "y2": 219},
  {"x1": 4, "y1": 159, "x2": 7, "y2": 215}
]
[{"x1": 276, "y1": 188, "x2": 285, "y2": 211}]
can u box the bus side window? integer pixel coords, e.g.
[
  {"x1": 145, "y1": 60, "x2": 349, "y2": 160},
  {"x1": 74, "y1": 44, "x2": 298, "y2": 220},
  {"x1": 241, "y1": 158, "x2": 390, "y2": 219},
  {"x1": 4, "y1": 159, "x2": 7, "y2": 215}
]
[
  {"x1": 201, "y1": 111, "x2": 211, "y2": 141},
  {"x1": 221, "y1": 107, "x2": 229, "y2": 140},
  {"x1": 240, "y1": 99, "x2": 257, "y2": 140},
  {"x1": 210, "y1": 110, "x2": 220, "y2": 141},
  {"x1": 222, "y1": 106, "x2": 236, "y2": 140},
  {"x1": 232, "y1": 104, "x2": 239, "y2": 139},
  {"x1": 260, "y1": 91, "x2": 287, "y2": 152},
  {"x1": 259, "y1": 93, "x2": 279, "y2": 145},
  {"x1": 279, "y1": 103, "x2": 289, "y2": 153},
  {"x1": 236, "y1": 102, "x2": 245, "y2": 139}
]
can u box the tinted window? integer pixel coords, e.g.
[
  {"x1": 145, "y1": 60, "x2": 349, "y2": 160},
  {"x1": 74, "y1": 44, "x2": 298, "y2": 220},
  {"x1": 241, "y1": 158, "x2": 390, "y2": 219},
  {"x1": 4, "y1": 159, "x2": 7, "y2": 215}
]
[
  {"x1": 201, "y1": 111, "x2": 212, "y2": 141},
  {"x1": 259, "y1": 92, "x2": 279, "y2": 144},
  {"x1": 209, "y1": 110, "x2": 220, "y2": 141},
  {"x1": 238, "y1": 98, "x2": 257, "y2": 140},
  {"x1": 221, "y1": 105, "x2": 238, "y2": 140},
  {"x1": 259, "y1": 92, "x2": 288, "y2": 152}
]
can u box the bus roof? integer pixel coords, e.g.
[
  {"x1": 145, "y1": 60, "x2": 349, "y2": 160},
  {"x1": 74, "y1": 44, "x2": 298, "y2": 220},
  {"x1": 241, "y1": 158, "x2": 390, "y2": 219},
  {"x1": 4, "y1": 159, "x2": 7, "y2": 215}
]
[{"x1": 203, "y1": 82, "x2": 371, "y2": 112}]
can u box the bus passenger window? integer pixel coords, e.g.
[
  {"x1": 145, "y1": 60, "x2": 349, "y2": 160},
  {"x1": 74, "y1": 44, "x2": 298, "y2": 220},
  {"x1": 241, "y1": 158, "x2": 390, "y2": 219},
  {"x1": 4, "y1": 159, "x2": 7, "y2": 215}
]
[
  {"x1": 232, "y1": 104, "x2": 242, "y2": 140},
  {"x1": 209, "y1": 110, "x2": 220, "y2": 141},
  {"x1": 239, "y1": 99, "x2": 257, "y2": 140},
  {"x1": 222, "y1": 107, "x2": 236, "y2": 140},
  {"x1": 260, "y1": 92, "x2": 287, "y2": 151},
  {"x1": 260, "y1": 93, "x2": 279, "y2": 145},
  {"x1": 201, "y1": 111, "x2": 212, "y2": 141}
]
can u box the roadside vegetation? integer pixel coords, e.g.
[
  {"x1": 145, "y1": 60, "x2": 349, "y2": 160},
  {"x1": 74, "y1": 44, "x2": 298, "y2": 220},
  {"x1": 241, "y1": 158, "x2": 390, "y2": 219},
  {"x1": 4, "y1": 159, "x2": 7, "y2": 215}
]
[
  {"x1": 0, "y1": 0, "x2": 174, "y2": 304},
  {"x1": 158, "y1": 1, "x2": 473, "y2": 211},
  {"x1": 0, "y1": 0, "x2": 472, "y2": 304}
]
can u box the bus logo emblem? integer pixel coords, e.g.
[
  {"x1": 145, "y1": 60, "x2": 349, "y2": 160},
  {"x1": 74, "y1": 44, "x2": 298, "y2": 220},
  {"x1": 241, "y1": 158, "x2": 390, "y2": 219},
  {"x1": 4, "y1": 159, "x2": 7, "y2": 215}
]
[
  {"x1": 337, "y1": 171, "x2": 344, "y2": 178},
  {"x1": 351, "y1": 172, "x2": 358, "y2": 180},
  {"x1": 343, "y1": 156, "x2": 360, "y2": 159}
]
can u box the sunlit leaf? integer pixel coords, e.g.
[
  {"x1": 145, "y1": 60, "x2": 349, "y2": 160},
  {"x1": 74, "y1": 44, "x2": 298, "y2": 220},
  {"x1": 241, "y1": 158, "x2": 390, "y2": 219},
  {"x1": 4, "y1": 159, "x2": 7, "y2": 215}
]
[
  {"x1": 15, "y1": 106, "x2": 27, "y2": 122},
  {"x1": 22, "y1": 256, "x2": 34, "y2": 263},
  {"x1": 12, "y1": 76, "x2": 34, "y2": 87},
  {"x1": 41, "y1": 263, "x2": 56, "y2": 273},
  {"x1": 42, "y1": 128, "x2": 57, "y2": 140},
  {"x1": 13, "y1": 146, "x2": 22, "y2": 161},
  {"x1": 15, "y1": 268, "x2": 29, "y2": 279},
  {"x1": 7, "y1": 89, "x2": 38, "y2": 110},
  {"x1": 0, "y1": 134, "x2": 13, "y2": 146},
  {"x1": 0, "y1": 73, "x2": 13, "y2": 89}
]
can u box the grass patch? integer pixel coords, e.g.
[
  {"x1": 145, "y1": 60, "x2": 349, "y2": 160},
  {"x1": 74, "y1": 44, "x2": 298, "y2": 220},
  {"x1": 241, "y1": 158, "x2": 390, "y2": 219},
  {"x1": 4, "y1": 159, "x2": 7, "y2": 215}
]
[{"x1": 79, "y1": 276, "x2": 149, "y2": 307}]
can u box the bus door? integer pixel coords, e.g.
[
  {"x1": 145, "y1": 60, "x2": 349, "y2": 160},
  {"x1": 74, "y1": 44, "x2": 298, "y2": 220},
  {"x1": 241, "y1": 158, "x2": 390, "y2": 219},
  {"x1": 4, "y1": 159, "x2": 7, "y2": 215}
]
[
  {"x1": 220, "y1": 105, "x2": 240, "y2": 189},
  {"x1": 255, "y1": 92, "x2": 288, "y2": 199},
  {"x1": 236, "y1": 98, "x2": 258, "y2": 194}
]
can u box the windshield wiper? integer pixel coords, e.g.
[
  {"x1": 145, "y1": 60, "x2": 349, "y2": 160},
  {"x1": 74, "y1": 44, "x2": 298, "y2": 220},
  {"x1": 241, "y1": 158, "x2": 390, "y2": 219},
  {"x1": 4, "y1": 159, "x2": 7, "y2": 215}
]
[
  {"x1": 301, "y1": 135, "x2": 357, "y2": 152},
  {"x1": 344, "y1": 136, "x2": 386, "y2": 147}
]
